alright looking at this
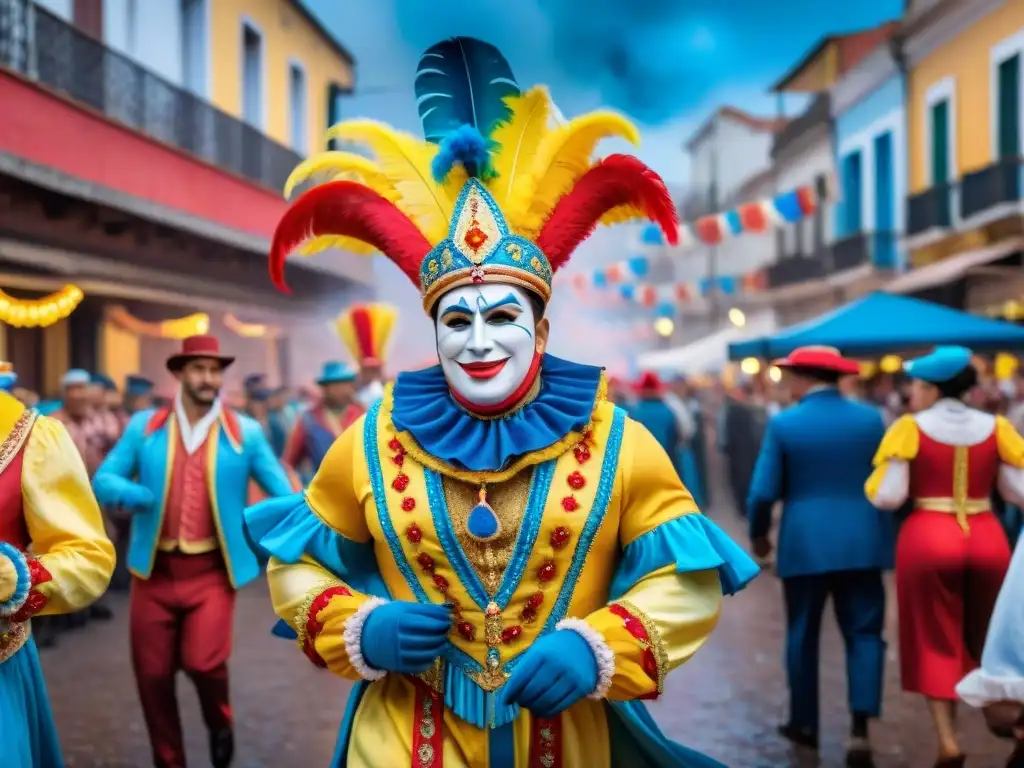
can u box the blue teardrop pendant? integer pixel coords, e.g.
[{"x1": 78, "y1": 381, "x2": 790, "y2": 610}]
[{"x1": 466, "y1": 487, "x2": 501, "y2": 542}]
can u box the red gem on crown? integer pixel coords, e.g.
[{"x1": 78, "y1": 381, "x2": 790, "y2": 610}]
[{"x1": 464, "y1": 225, "x2": 488, "y2": 250}]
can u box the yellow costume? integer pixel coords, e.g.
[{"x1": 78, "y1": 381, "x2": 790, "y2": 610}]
[
  {"x1": 0, "y1": 389, "x2": 115, "y2": 767},
  {"x1": 246, "y1": 36, "x2": 758, "y2": 768}
]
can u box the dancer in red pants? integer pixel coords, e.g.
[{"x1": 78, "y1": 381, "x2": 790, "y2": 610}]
[{"x1": 94, "y1": 335, "x2": 291, "y2": 768}]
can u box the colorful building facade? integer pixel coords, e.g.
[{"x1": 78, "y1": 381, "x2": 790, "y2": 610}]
[{"x1": 903, "y1": 0, "x2": 1024, "y2": 308}]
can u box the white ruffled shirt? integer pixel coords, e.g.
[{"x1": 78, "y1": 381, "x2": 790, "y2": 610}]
[{"x1": 174, "y1": 390, "x2": 222, "y2": 455}]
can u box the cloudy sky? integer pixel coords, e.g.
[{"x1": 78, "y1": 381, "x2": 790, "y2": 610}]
[
  {"x1": 300, "y1": 0, "x2": 903, "y2": 367},
  {"x1": 303, "y1": 0, "x2": 903, "y2": 186}
]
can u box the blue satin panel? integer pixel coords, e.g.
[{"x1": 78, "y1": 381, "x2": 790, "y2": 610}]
[
  {"x1": 610, "y1": 513, "x2": 761, "y2": 600},
  {"x1": 390, "y1": 354, "x2": 603, "y2": 472},
  {"x1": 0, "y1": 640, "x2": 64, "y2": 768}
]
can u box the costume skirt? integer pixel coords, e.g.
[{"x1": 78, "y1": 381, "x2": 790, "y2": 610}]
[
  {"x1": 0, "y1": 637, "x2": 64, "y2": 768},
  {"x1": 895, "y1": 509, "x2": 1011, "y2": 698}
]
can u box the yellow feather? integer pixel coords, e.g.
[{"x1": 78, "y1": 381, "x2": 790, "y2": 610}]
[
  {"x1": 296, "y1": 235, "x2": 377, "y2": 256},
  {"x1": 325, "y1": 120, "x2": 453, "y2": 245},
  {"x1": 488, "y1": 87, "x2": 551, "y2": 208},
  {"x1": 508, "y1": 111, "x2": 641, "y2": 240},
  {"x1": 283, "y1": 151, "x2": 392, "y2": 200},
  {"x1": 599, "y1": 203, "x2": 649, "y2": 227}
]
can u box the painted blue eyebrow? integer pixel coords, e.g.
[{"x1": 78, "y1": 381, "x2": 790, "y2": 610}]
[
  {"x1": 479, "y1": 293, "x2": 522, "y2": 313},
  {"x1": 440, "y1": 297, "x2": 472, "y2": 318}
]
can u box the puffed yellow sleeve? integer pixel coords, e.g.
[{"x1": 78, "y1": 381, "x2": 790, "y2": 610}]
[
  {"x1": 561, "y1": 420, "x2": 757, "y2": 701},
  {"x1": 995, "y1": 416, "x2": 1024, "y2": 468},
  {"x1": 21, "y1": 415, "x2": 115, "y2": 615},
  {"x1": 248, "y1": 416, "x2": 384, "y2": 681},
  {"x1": 865, "y1": 414, "x2": 919, "y2": 508}
]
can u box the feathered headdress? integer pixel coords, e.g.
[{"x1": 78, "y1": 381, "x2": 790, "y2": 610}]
[
  {"x1": 335, "y1": 303, "x2": 397, "y2": 367},
  {"x1": 270, "y1": 37, "x2": 679, "y2": 313}
]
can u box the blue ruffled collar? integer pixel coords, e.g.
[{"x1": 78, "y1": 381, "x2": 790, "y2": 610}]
[{"x1": 391, "y1": 354, "x2": 603, "y2": 474}]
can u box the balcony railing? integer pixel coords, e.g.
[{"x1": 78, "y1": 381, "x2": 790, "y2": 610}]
[
  {"x1": 0, "y1": 4, "x2": 302, "y2": 193},
  {"x1": 766, "y1": 232, "x2": 882, "y2": 288},
  {"x1": 906, "y1": 184, "x2": 953, "y2": 237},
  {"x1": 960, "y1": 157, "x2": 1024, "y2": 221},
  {"x1": 771, "y1": 94, "x2": 831, "y2": 160}
]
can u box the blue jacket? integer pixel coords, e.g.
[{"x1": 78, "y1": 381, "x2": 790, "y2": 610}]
[
  {"x1": 93, "y1": 406, "x2": 292, "y2": 588},
  {"x1": 747, "y1": 388, "x2": 893, "y2": 579},
  {"x1": 627, "y1": 398, "x2": 680, "y2": 458}
]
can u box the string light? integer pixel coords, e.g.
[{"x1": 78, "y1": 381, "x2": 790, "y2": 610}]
[
  {"x1": 224, "y1": 313, "x2": 280, "y2": 339},
  {"x1": 0, "y1": 285, "x2": 83, "y2": 328},
  {"x1": 740, "y1": 357, "x2": 761, "y2": 375},
  {"x1": 768, "y1": 365, "x2": 782, "y2": 382},
  {"x1": 728, "y1": 307, "x2": 746, "y2": 328},
  {"x1": 107, "y1": 306, "x2": 210, "y2": 339},
  {"x1": 653, "y1": 317, "x2": 675, "y2": 337},
  {"x1": 879, "y1": 355, "x2": 902, "y2": 374}
]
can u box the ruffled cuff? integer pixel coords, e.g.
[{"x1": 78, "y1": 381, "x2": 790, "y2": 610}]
[
  {"x1": 555, "y1": 617, "x2": 615, "y2": 699},
  {"x1": 610, "y1": 513, "x2": 760, "y2": 600},
  {"x1": 342, "y1": 597, "x2": 389, "y2": 682},
  {"x1": 0, "y1": 542, "x2": 30, "y2": 618},
  {"x1": 957, "y1": 669, "x2": 1024, "y2": 708},
  {"x1": 298, "y1": 583, "x2": 354, "y2": 667},
  {"x1": 245, "y1": 492, "x2": 383, "y2": 594}
]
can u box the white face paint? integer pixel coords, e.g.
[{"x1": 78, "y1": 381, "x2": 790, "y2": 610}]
[{"x1": 436, "y1": 283, "x2": 539, "y2": 407}]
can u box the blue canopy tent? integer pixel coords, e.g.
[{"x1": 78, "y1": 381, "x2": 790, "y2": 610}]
[{"x1": 728, "y1": 292, "x2": 1024, "y2": 360}]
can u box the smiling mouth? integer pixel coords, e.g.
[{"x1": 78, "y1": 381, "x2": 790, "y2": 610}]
[{"x1": 459, "y1": 359, "x2": 509, "y2": 380}]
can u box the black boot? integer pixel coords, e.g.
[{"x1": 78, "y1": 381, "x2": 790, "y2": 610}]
[
  {"x1": 845, "y1": 712, "x2": 875, "y2": 767},
  {"x1": 1006, "y1": 741, "x2": 1024, "y2": 768},
  {"x1": 933, "y1": 756, "x2": 965, "y2": 768},
  {"x1": 210, "y1": 727, "x2": 234, "y2": 768},
  {"x1": 778, "y1": 722, "x2": 818, "y2": 749},
  {"x1": 89, "y1": 602, "x2": 113, "y2": 620}
]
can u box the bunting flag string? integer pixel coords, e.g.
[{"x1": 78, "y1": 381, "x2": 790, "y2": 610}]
[{"x1": 566, "y1": 174, "x2": 834, "y2": 291}]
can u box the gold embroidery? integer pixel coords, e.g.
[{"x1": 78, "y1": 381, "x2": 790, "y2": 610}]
[
  {"x1": 0, "y1": 410, "x2": 35, "y2": 477},
  {"x1": 442, "y1": 470, "x2": 532, "y2": 595},
  {"x1": 616, "y1": 599, "x2": 669, "y2": 696},
  {"x1": 293, "y1": 579, "x2": 343, "y2": 653},
  {"x1": 953, "y1": 445, "x2": 970, "y2": 534},
  {"x1": 0, "y1": 620, "x2": 28, "y2": 664},
  {"x1": 416, "y1": 658, "x2": 445, "y2": 696}
]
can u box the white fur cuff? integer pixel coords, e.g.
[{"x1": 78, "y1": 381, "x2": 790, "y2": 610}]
[
  {"x1": 957, "y1": 669, "x2": 1024, "y2": 708},
  {"x1": 556, "y1": 617, "x2": 615, "y2": 699},
  {"x1": 342, "y1": 597, "x2": 389, "y2": 681}
]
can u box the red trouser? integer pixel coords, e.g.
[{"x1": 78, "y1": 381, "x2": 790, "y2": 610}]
[{"x1": 130, "y1": 550, "x2": 235, "y2": 768}]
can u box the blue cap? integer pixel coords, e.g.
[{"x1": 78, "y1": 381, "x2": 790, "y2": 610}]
[
  {"x1": 903, "y1": 346, "x2": 973, "y2": 383},
  {"x1": 125, "y1": 375, "x2": 154, "y2": 397},
  {"x1": 316, "y1": 361, "x2": 357, "y2": 385},
  {"x1": 61, "y1": 369, "x2": 91, "y2": 387},
  {"x1": 92, "y1": 373, "x2": 117, "y2": 391},
  {"x1": 0, "y1": 372, "x2": 17, "y2": 392},
  {"x1": 248, "y1": 388, "x2": 272, "y2": 403}
]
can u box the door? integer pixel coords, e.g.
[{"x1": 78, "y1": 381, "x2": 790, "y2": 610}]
[
  {"x1": 241, "y1": 23, "x2": 262, "y2": 126},
  {"x1": 930, "y1": 99, "x2": 951, "y2": 185},
  {"x1": 841, "y1": 150, "x2": 863, "y2": 236},
  {"x1": 873, "y1": 131, "x2": 895, "y2": 269},
  {"x1": 180, "y1": 0, "x2": 206, "y2": 96}
]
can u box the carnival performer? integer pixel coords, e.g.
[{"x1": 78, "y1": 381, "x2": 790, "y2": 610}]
[
  {"x1": 281, "y1": 360, "x2": 362, "y2": 479},
  {"x1": 748, "y1": 346, "x2": 891, "y2": 767},
  {"x1": 245, "y1": 36, "x2": 759, "y2": 768},
  {"x1": 335, "y1": 303, "x2": 397, "y2": 409},
  {"x1": 957, "y1": 528, "x2": 1024, "y2": 767},
  {"x1": 0, "y1": 366, "x2": 116, "y2": 768},
  {"x1": 866, "y1": 346, "x2": 1024, "y2": 768},
  {"x1": 93, "y1": 334, "x2": 292, "y2": 768}
]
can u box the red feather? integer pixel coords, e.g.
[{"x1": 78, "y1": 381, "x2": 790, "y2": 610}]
[
  {"x1": 268, "y1": 181, "x2": 431, "y2": 292},
  {"x1": 536, "y1": 154, "x2": 679, "y2": 272}
]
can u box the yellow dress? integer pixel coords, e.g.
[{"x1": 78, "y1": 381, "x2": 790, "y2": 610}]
[
  {"x1": 248, "y1": 385, "x2": 758, "y2": 768},
  {"x1": 0, "y1": 391, "x2": 116, "y2": 768}
]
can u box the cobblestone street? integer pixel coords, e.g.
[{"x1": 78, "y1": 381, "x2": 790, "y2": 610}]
[{"x1": 41, "y1": 507, "x2": 1013, "y2": 767}]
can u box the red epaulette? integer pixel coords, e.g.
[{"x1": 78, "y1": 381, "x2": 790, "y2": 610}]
[
  {"x1": 221, "y1": 409, "x2": 243, "y2": 451},
  {"x1": 144, "y1": 407, "x2": 172, "y2": 436}
]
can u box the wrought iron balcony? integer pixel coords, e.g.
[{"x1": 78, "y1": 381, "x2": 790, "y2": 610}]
[
  {"x1": 771, "y1": 93, "x2": 831, "y2": 161},
  {"x1": 0, "y1": 5, "x2": 302, "y2": 193},
  {"x1": 960, "y1": 157, "x2": 1023, "y2": 221},
  {"x1": 766, "y1": 232, "x2": 880, "y2": 288},
  {"x1": 766, "y1": 252, "x2": 825, "y2": 288},
  {"x1": 906, "y1": 184, "x2": 953, "y2": 237}
]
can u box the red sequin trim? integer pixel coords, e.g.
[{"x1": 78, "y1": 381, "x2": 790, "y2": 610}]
[
  {"x1": 412, "y1": 681, "x2": 444, "y2": 767},
  {"x1": 529, "y1": 714, "x2": 563, "y2": 768},
  {"x1": 550, "y1": 526, "x2": 571, "y2": 549},
  {"x1": 393, "y1": 474, "x2": 409, "y2": 492},
  {"x1": 405, "y1": 524, "x2": 423, "y2": 544},
  {"x1": 560, "y1": 496, "x2": 578, "y2": 512},
  {"x1": 401, "y1": 497, "x2": 416, "y2": 512},
  {"x1": 566, "y1": 471, "x2": 586, "y2": 490},
  {"x1": 10, "y1": 558, "x2": 52, "y2": 623},
  {"x1": 301, "y1": 585, "x2": 353, "y2": 668},
  {"x1": 608, "y1": 603, "x2": 662, "y2": 694}
]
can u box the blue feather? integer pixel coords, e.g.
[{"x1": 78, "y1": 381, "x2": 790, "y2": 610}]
[
  {"x1": 415, "y1": 37, "x2": 520, "y2": 145},
  {"x1": 431, "y1": 125, "x2": 496, "y2": 183}
]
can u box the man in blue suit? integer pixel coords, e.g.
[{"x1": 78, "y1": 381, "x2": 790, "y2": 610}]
[
  {"x1": 94, "y1": 335, "x2": 292, "y2": 768},
  {"x1": 748, "y1": 346, "x2": 892, "y2": 768}
]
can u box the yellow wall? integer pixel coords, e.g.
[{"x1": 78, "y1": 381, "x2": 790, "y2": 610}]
[
  {"x1": 908, "y1": 3, "x2": 1024, "y2": 193},
  {"x1": 99, "y1": 319, "x2": 141, "y2": 393},
  {"x1": 209, "y1": 0, "x2": 353, "y2": 155}
]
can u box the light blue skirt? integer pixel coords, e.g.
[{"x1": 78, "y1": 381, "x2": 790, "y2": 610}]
[{"x1": 0, "y1": 638, "x2": 64, "y2": 768}]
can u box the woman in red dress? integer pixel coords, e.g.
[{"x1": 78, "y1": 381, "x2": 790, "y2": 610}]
[{"x1": 866, "y1": 346, "x2": 1024, "y2": 767}]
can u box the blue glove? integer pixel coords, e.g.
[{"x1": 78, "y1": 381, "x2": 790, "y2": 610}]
[
  {"x1": 500, "y1": 630, "x2": 598, "y2": 718},
  {"x1": 361, "y1": 601, "x2": 451, "y2": 674},
  {"x1": 119, "y1": 483, "x2": 155, "y2": 512}
]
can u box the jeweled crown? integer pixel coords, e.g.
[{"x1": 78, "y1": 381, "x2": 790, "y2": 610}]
[{"x1": 268, "y1": 37, "x2": 679, "y2": 314}]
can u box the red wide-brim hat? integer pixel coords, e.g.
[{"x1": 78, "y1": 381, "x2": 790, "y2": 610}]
[
  {"x1": 634, "y1": 371, "x2": 666, "y2": 394},
  {"x1": 774, "y1": 346, "x2": 860, "y2": 375},
  {"x1": 166, "y1": 334, "x2": 235, "y2": 373}
]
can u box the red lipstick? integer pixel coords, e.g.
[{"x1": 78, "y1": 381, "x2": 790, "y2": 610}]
[{"x1": 459, "y1": 359, "x2": 509, "y2": 380}]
